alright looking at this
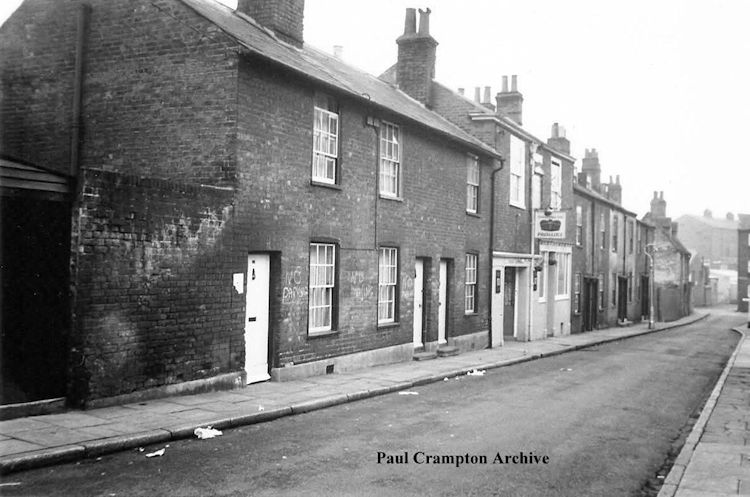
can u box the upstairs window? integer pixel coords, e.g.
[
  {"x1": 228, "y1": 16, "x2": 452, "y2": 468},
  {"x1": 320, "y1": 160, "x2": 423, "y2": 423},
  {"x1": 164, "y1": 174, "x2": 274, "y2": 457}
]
[
  {"x1": 576, "y1": 206, "x2": 583, "y2": 246},
  {"x1": 628, "y1": 219, "x2": 634, "y2": 254},
  {"x1": 574, "y1": 273, "x2": 582, "y2": 314},
  {"x1": 531, "y1": 173, "x2": 542, "y2": 210},
  {"x1": 312, "y1": 94, "x2": 339, "y2": 184},
  {"x1": 612, "y1": 214, "x2": 619, "y2": 252},
  {"x1": 509, "y1": 135, "x2": 525, "y2": 208},
  {"x1": 600, "y1": 212, "x2": 606, "y2": 250},
  {"x1": 598, "y1": 274, "x2": 605, "y2": 309},
  {"x1": 550, "y1": 158, "x2": 562, "y2": 210},
  {"x1": 466, "y1": 155, "x2": 479, "y2": 213},
  {"x1": 379, "y1": 122, "x2": 400, "y2": 198},
  {"x1": 378, "y1": 247, "x2": 398, "y2": 323},
  {"x1": 465, "y1": 253, "x2": 478, "y2": 313},
  {"x1": 309, "y1": 243, "x2": 336, "y2": 333}
]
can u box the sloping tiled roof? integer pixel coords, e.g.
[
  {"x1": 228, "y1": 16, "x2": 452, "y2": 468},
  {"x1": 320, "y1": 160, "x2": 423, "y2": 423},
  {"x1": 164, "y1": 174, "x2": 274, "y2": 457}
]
[
  {"x1": 573, "y1": 183, "x2": 637, "y2": 217},
  {"x1": 179, "y1": 0, "x2": 499, "y2": 159}
]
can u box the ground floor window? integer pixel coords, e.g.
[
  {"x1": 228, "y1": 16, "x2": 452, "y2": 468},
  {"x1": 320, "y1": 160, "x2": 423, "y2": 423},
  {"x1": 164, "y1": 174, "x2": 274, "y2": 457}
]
[
  {"x1": 465, "y1": 253, "x2": 477, "y2": 313},
  {"x1": 309, "y1": 243, "x2": 336, "y2": 333},
  {"x1": 378, "y1": 247, "x2": 398, "y2": 323}
]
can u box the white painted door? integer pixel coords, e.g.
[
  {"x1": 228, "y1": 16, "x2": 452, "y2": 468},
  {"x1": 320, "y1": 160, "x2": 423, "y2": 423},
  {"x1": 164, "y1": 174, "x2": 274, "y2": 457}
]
[
  {"x1": 438, "y1": 260, "x2": 447, "y2": 344},
  {"x1": 413, "y1": 259, "x2": 424, "y2": 347},
  {"x1": 245, "y1": 254, "x2": 270, "y2": 384}
]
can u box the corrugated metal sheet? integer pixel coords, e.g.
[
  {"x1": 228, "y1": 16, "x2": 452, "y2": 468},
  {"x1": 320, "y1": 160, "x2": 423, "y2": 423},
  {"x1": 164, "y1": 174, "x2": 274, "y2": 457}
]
[{"x1": 0, "y1": 158, "x2": 70, "y2": 193}]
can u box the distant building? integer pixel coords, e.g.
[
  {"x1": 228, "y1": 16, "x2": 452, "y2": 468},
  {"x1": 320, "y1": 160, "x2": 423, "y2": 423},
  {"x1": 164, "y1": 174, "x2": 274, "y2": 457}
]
[
  {"x1": 643, "y1": 193, "x2": 692, "y2": 321},
  {"x1": 690, "y1": 255, "x2": 714, "y2": 307},
  {"x1": 739, "y1": 214, "x2": 750, "y2": 312},
  {"x1": 676, "y1": 211, "x2": 738, "y2": 270}
]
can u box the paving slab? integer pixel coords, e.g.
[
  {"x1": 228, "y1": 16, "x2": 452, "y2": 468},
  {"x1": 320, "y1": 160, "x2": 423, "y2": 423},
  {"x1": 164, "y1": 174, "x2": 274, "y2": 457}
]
[{"x1": 0, "y1": 439, "x2": 46, "y2": 457}]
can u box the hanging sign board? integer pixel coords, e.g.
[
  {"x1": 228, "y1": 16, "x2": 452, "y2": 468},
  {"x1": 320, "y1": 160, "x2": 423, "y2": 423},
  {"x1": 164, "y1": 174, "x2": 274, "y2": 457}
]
[{"x1": 535, "y1": 211, "x2": 566, "y2": 239}]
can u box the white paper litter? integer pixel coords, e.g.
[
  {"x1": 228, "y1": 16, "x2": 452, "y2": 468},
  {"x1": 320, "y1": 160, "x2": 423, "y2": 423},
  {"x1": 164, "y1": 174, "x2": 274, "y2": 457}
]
[
  {"x1": 443, "y1": 377, "x2": 449, "y2": 382},
  {"x1": 466, "y1": 369, "x2": 485, "y2": 376},
  {"x1": 258, "y1": 405, "x2": 265, "y2": 411},
  {"x1": 145, "y1": 448, "x2": 165, "y2": 458},
  {"x1": 560, "y1": 368, "x2": 573, "y2": 372},
  {"x1": 398, "y1": 391, "x2": 419, "y2": 395},
  {"x1": 194, "y1": 426, "x2": 223, "y2": 440}
]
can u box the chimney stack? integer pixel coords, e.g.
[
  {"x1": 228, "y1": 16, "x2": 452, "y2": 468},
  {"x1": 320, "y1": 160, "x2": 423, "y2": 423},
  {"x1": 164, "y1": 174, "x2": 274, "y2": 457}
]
[
  {"x1": 547, "y1": 122, "x2": 570, "y2": 154},
  {"x1": 481, "y1": 86, "x2": 495, "y2": 111},
  {"x1": 396, "y1": 7, "x2": 438, "y2": 106},
  {"x1": 237, "y1": 0, "x2": 305, "y2": 47},
  {"x1": 474, "y1": 86, "x2": 481, "y2": 103},
  {"x1": 650, "y1": 191, "x2": 667, "y2": 219},
  {"x1": 581, "y1": 148, "x2": 601, "y2": 192},
  {"x1": 607, "y1": 174, "x2": 622, "y2": 204},
  {"x1": 495, "y1": 74, "x2": 523, "y2": 125},
  {"x1": 457, "y1": 87, "x2": 465, "y2": 96}
]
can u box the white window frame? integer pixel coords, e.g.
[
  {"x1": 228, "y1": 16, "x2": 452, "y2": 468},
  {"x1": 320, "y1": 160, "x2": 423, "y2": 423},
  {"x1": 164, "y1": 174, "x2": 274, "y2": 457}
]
[
  {"x1": 550, "y1": 158, "x2": 562, "y2": 210},
  {"x1": 312, "y1": 106, "x2": 339, "y2": 184},
  {"x1": 308, "y1": 243, "x2": 336, "y2": 334},
  {"x1": 600, "y1": 212, "x2": 607, "y2": 249},
  {"x1": 379, "y1": 122, "x2": 400, "y2": 198},
  {"x1": 598, "y1": 274, "x2": 605, "y2": 309},
  {"x1": 465, "y1": 253, "x2": 478, "y2": 313},
  {"x1": 466, "y1": 155, "x2": 479, "y2": 213},
  {"x1": 574, "y1": 272, "x2": 582, "y2": 314},
  {"x1": 509, "y1": 135, "x2": 526, "y2": 208},
  {"x1": 612, "y1": 214, "x2": 618, "y2": 253},
  {"x1": 576, "y1": 206, "x2": 583, "y2": 246},
  {"x1": 555, "y1": 252, "x2": 570, "y2": 299},
  {"x1": 378, "y1": 247, "x2": 398, "y2": 324}
]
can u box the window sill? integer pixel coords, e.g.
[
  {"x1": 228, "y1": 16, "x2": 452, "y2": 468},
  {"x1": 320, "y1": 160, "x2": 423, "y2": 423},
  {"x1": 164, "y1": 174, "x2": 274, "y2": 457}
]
[
  {"x1": 379, "y1": 194, "x2": 403, "y2": 202},
  {"x1": 555, "y1": 295, "x2": 570, "y2": 301},
  {"x1": 377, "y1": 321, "x2": 400, "y2": 329},
  {"x1": 464, "y1": 311, "x2": 478, "y2": 316},
  {"x1": 466, "y1": 211, "x2": 481, "y2": 218},
  {"x1": 509, "y1": 202, "x2": 526, "y2": 211},
  {"x1": 311, "y1": 180, "x2": 342, "y2": 191},
  {"x1": 308, "y1": 329, "x2": 339, "y2": 338}
]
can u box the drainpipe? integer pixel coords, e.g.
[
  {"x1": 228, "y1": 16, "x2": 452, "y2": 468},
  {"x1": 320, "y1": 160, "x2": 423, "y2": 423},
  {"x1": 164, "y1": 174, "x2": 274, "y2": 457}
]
[
  {"x1": 488, "y1": 156, "x2": 505, "y2": 347},
  {"x1": 70, "y1": 3, "x2": 89, "y2": 179},
  {"x1": 68, "y1": 2, "x2": 90, "y2": 407}
]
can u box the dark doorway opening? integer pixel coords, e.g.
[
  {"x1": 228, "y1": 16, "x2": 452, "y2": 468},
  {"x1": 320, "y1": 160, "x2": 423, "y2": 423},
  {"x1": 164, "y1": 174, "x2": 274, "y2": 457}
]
[
  {"x1": 582, "y1": 277, "x2": 598, "y2": 331},
  {"x1": 1, "y1": 194, "x2": 71, "y2": 404},
  {"x1": 503, "y1": 267, "x2": 516, "y2": 339},
  {"x1": 617, "y1": 275, "x2": 628, "y2": 322}
]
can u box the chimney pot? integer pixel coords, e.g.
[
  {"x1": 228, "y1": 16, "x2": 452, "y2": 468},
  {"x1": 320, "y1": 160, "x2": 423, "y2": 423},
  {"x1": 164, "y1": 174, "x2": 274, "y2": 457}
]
[
  {"x1": 551, "y1": 122, "x2": 559, "y2": 138},
  {"x1": 403, "y1": 8, "x2": 417, "y2": 35},
  {"x1": 660, "y1": 191, "x2": 664, "y2": 199},
  {"x1": 457, "y1": 87, "x2": 464, "y2": 96},
  {"x1": 511, "y1": 75, "x2": 518, "y2": 92},
  {"x1": 483, "y1": 86, "x2": 491, "y2": 104},
  {"x1": 502, "y1": 76, "x2": 509, "y2": 93},
  {"x1": 417, "y1": 8, "x2": 431, "y2": 35},
  {"x1": 474, "y1": 87, "x2": 480, "y2": 103}
]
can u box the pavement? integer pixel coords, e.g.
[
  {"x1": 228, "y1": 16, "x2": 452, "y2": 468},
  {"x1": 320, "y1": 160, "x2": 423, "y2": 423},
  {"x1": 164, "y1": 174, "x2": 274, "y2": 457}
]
[{"x1": 0, "y1": 309, "x2": 737, "y2": 487}]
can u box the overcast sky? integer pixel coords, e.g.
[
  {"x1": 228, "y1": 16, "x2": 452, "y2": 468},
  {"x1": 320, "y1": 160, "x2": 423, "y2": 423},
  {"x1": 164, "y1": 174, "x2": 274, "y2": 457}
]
[{"x1": 2, "y1": 0, "x2": 748, "y2": 220}]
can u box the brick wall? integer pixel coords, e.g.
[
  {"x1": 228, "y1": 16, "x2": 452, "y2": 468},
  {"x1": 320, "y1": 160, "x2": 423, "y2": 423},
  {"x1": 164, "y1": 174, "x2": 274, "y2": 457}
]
[
  {"x1": 234, "y1": 58, "x2": 491, "y2": 366},
  {"x1": 1, "y1": 0, "x2": 240, "y2": 185},
  {"x1": 70, "y1": 169, "x2": 238, "y2": 403}
]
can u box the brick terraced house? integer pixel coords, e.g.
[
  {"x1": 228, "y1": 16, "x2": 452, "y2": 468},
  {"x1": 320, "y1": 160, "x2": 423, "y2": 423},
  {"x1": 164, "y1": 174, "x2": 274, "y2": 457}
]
[
  {"x1": 571, "y1": 149, "x2": 653, "y2": 332},
  {"x1": 1, "y1": 0, "x2": 503, "y2": 407}
]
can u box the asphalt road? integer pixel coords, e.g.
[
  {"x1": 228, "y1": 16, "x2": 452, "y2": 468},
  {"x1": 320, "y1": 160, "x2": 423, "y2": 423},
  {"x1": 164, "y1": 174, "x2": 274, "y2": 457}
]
[{"x1": 1, "y1": 312, "x2": 743, "y2": 497}]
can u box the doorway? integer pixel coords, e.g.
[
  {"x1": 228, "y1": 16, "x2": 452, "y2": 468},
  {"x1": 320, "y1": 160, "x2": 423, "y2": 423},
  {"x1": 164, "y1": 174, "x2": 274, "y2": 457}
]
[
  {"x1": 503, "y1": 267, "x2": 516, "y2": 339},
  {"x1": 582, "y1": 277, "x2": 598, "y2": 331},
  {"x1": 413, "y1": 259, "x2": 425, "y2": 348},
  {"x1": 617, "y1": 275, "x2": 628, "y2": 322},
  {"x1": 438, "y1": 260, "x2": 448, "y2": 344},
  {"x1": 244, "y1": 254, "x2": 270, "y2": 384},
  {"x1": 641, "y1": 275, "x2": 650, "y2": 319}
]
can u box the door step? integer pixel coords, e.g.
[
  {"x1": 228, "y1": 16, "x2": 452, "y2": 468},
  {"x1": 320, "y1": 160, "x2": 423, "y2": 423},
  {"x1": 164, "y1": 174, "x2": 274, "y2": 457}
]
[
  {"x1": 617, "y1": 319, "x2": 632, "y2": 327},
  {"x1": 437, "y1": 345, "x2": 460, "y2": 357},
  {"x1": 413, "y1": 351, "x2": 438, "y2": 361}
]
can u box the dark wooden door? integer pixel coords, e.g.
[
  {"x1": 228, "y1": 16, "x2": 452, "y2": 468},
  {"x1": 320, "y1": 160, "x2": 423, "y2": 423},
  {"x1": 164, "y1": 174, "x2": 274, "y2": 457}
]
[{"x1": 503, "y1": 267, "x2": 516, "y2": 338}]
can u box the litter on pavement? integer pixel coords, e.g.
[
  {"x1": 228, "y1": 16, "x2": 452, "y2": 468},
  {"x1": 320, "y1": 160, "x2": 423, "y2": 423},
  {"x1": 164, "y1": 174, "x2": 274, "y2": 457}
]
[
  {"x1": 560, "y1": 368, "x2": 573, "y2": 372},
  {"x1": 398, "y1": 391, "x2": 419, "y2": 395},
  {"x1": 194, "y1": 426, "x2": 223, "y2": 439},
  {"x1": 466, "y1": 369, "x2": 485, "y2": 376},
  {"x1": 145, "y1": 448, "x2": 165, "y2": 458}
]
